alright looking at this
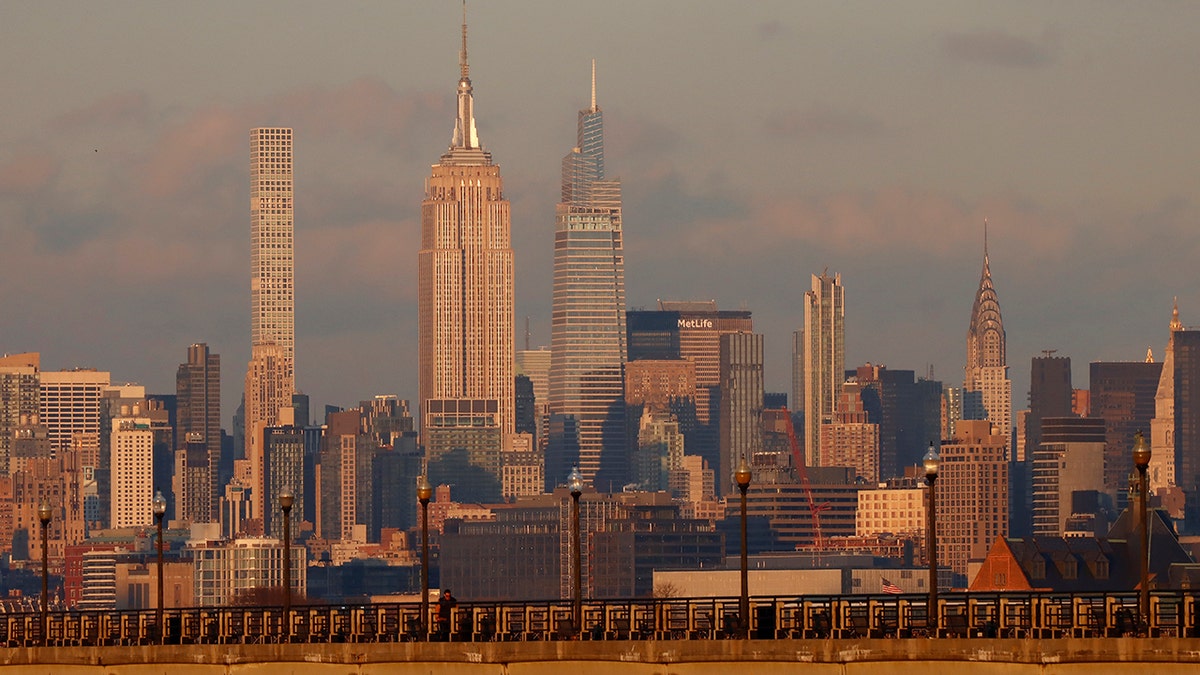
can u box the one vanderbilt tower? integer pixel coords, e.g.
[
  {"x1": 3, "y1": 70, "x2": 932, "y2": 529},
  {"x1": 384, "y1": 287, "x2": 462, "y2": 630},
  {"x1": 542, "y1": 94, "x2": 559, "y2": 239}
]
[{"x1": 419, "y1": 8, "x2": 515, "y2": 455}]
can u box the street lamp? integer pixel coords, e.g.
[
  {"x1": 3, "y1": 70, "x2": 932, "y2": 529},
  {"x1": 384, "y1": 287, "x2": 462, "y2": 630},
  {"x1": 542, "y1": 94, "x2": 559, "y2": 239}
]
[
  {"x1": 568, "y1": 466, "x2": 584, "y2": 635},
  {"x1": 152, "y1": 490, "x2": 167, "y2": 644},
  {"x1": 278, "y1": 487, "x2": 294, "y2": 642},
  {"x1": 417, "y1": 474, "x2": 433, "y2": 640},
  {"x1": 924, "y1": 443, "x2": 940, "y2": 635},
  {"x1": 38, "y1": 499, "x2": 52, "y2": 646},
  {"x1": 735, "y1": 457, "x2": 752, "y2": 638},
  {"x1": 1133, "y1": 431, "x2": 1152, "y2": 630}
]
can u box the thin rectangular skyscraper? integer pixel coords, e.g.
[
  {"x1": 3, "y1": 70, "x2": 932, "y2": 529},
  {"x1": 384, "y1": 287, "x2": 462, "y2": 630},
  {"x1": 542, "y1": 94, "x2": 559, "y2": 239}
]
[
  {"x1": 549, "y1": 61, "x2": 627, "y2": 489},
  {"x1": 246, "y1": 127, "x2": 296, "y2": 523}
]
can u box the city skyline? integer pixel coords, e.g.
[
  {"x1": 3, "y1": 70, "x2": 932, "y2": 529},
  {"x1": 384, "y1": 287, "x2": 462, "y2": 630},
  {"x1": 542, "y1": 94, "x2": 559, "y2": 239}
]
[{"x1": 2, "y1": 3, "x2": 1199, "y2": 422}]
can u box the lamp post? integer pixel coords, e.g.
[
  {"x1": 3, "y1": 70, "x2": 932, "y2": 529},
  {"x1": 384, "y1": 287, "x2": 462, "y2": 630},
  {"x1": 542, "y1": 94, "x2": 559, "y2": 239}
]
[
  {"x1": 568, "y1": 466, "x2": 584, "y2": 634},
  {"x1": 278, "y1": 487, "x2": 294, "y2": 642},
  {"x1": 152, "y1": 490, "x2": 167, "y2": 643},
  {"x1": 735, "y1": 457, "x2": 752, "y2": 638},
  {"x1": 924, "y1": 443, "x2": 940, "y2": 635},
  {"x1": 38, "y1": 500, "x2": 52, "y2": 646},
  {"x1": 417, "y1": 475, "x2": 433, "y2": 640},
  {"x1": 1132, "y1": 431, "x2": 1151, "y2": 630}
]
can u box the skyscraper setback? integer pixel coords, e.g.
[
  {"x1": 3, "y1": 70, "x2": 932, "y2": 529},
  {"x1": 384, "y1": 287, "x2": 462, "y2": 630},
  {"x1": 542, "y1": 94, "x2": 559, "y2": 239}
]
[
  {"x1": 246, "y1": 127, "x2": 296, "y2": 523},
  {"x1": 418, "y1": 14, "x2": 515, "y2": 442},
  {"x1": 548, "y1": 61, "x2": 627, "y2": 487}
]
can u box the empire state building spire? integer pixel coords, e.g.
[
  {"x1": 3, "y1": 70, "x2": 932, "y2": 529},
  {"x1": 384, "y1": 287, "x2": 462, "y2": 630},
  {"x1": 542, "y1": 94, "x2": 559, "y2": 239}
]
[{"x1": 447, "y1": 1, "x2": 484, "y2": 160}]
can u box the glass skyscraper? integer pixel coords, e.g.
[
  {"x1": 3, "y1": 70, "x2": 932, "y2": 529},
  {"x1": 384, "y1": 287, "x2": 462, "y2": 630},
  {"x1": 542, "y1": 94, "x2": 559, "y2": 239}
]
[{"x1": 548, "y1": 62, "x2": 627, "y2": 489}]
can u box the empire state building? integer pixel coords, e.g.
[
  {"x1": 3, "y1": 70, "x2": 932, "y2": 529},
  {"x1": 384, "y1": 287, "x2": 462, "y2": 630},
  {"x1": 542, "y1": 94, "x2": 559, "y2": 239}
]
[{"x1": 418, "y1": 11, "x2": 515, "y2": 455}]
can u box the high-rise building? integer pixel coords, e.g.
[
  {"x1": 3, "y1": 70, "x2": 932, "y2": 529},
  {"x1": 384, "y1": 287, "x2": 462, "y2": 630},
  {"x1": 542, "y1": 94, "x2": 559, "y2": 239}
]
[
  {"x1": 262, "y1": 423, "x2": 304, "y2": 538},
  {"x1": 418, "y1": 12, "x2": 514, "y2": 447},
  {"x1": 1090, "y1": 360, "x2": 1160, "y2": 495},
  {"x1": 0, "y1": 353, "x2": 40, "y2": 475},
  {"x1": 1151, "y1": 301, "x2": 1183, "y2": 492},
  {"x1": 820, "y1": 380, "x2": 880, "y2": 483},
  {"x1": 719, "y1": 331, "x2": 763, "y2": 494},
  {"x1": 1172, "y1": 328, "x2": 1200, "y2": 531},
  {"x1": 1026, "y1": 354, "x2": 1073, "y2": 456},
  {"x1": 109, "y1": 410, "x2": 154, "y2": 529},
  {"x1": 937, "y1": 419, "x2": 1009, "y2": 586},
  {"x1": 246, "y1": 127, "x2": 296, "y2": 525},
  {"x1": 548, "y1": 62, "x2": 627, "y2": 489},
  {"x1": 40, "y1": 369, "x2": 111, "y2": 460},
  {"x1": 854, "y1": 365, "x2": 942, "y2": 479},
  {"x1": 802, "y1": 271, "x2": 845, "y2": 468},
  {"x1": 626, "y1": 303, "x2": 753, "y2": 481},
  {"x1": 963, "y1": 227, "x2": 1011, "y2": 449},
  {"x1": 176, "y1": 344, "x2": 220, "y2": 521},
  {"x1": 1031, "y1": 417, "x2": 1105, "y2": 537}
]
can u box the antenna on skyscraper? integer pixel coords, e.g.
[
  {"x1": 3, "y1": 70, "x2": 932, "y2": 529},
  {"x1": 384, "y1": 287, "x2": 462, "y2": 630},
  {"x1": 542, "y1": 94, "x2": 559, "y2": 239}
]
[
  {"x1": 525, "y1": 316, "x2": 531, "y2": 351},
  {"x1": 983, "y1": 218, "x2": 989, "y2": 259},
  {"x1": 460, "y1": 0, "x2": 469, "y2": 79},
  {"x1": 591, "y1": 58, "x2": 597, "y2": 112}
]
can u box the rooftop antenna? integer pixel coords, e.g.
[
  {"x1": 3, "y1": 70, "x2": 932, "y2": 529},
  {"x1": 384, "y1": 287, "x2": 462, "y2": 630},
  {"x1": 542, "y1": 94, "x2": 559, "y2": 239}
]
[
  {"x1": 984, "y1": 218, "x2": 989, "y2": 259},
  {"x1": 524, "y1": 316, "x2": 531, "y2": 352},
  {"x1": 591, "y1": 58, "x2": 597, "y2": 112},
  {"x1": 460, "y1": 1, "x2": 469, "y2": 79}
]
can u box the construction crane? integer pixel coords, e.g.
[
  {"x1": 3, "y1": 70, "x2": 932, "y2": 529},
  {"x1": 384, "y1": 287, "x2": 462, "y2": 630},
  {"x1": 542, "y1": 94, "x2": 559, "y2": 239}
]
[{"x1": 781, "y1": 411, "x2": 829, "y2": 551}]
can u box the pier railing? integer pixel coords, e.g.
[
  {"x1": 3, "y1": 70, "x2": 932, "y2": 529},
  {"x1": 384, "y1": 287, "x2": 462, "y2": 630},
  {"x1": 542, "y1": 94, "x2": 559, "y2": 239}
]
[{"x1": 6, "y1": 591, "x2": 1196, "y2": 646}]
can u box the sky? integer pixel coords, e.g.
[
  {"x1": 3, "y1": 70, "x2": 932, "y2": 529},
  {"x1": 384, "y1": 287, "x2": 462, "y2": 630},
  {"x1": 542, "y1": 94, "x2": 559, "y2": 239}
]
[{"x1": 2, "y1": 1, "x2": 1199, "y2": 426}]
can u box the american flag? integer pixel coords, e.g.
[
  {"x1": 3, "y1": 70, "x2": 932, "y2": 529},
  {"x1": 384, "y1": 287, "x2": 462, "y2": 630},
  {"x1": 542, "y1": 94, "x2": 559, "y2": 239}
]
[{"x1": 881, "y1": 578, "x2": 903, "y2": 594}]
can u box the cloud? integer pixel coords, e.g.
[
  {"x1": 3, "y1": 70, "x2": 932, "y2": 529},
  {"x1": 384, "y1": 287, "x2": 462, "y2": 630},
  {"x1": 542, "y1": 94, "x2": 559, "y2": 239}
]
[
  {"x1": 764, "y1": 106, "x2": 884, "y2": 139},
  {"x1": 50, "y1": 91, "x2": 151, "y2": 132},
  {"x1": 756, "y1": 20, "x2": 784, "y2": 40},
  {"x1": 940, "y1": 28, "x2": 1060, "y2": 68},
  {"x1": 0, "y1": 152, "x2": 59, "y2": 195}
]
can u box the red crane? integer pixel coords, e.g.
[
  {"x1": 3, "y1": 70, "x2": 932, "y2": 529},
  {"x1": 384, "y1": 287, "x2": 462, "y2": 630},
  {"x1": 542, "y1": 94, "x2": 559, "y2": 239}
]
[{"x1": 782, "y1": 411, "x2": 829, "y2": 550}]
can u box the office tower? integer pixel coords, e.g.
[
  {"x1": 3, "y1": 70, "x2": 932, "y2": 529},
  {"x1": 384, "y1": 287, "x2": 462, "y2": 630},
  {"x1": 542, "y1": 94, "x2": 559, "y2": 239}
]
[
  {"x1": 963, "y1": 227, "x2": 1011, "y2": 448},
  {"x1": 548, "y1": 62, "x2": 627, "y2": 489},
  {"x1": 516, "y1": 348, "x2": 551, "y2": 450},
  {"x1": 174, "y1": 433, "x2": 211, "y2": 526},
  {"x1": 819, "y1": 380, "x2": 880, "y2": 483},
  {"x1": 626, "y1": 303, "x2": 753, "y2": 482},
  {"x1": 418, "y1": 12, "x2": 514, "y2": 444},
  {"x1": 246, "y1": 127, "x2": 296, "y2": 525},
  {"x1": 1090, "y1": 360, "x2": 1160, "y2": 494},
  {"x1": 1150, "y1": 301, "x2": 1183, "y2": 491},
  {"x1": 372, "y1": 433, "x2": 423, "y2": 540},
  {"x1": 109, "y1": 408, "x2": 154, "y2": 529},
  {"x1": 359, "y1": 395, "x2": 415, "y2": 445},
  {"x1": 855, "y1": 365, "x2": 943, "y2": 479},
  {"x1": 1173, "y1": 328, "x2": 1200, "y2": 531},
  {"x1": 176, "y1": 343, "x2": 220, "y2": 521},
  {"x1": 425, "y1": 398, "x2": 503, "y2": 503},
  {"x1": 319, "y1": 410, "x2": 363, "y2": 542},
  {"x1": 632, "y1": 408, "x2": 684, "y2": 491},
  {"x1": 0, "y1": 353, "x2": 40, "y2": 475},
  {"x1": 719, "y1": 332, "x2": 763, "y2": 494},
  {"x1": 1026, "y1": 354, "x2": 1073, "y2": 456},
  {"x1": 40, "y1": 369, "x2": 111, "y2": 458},
  {"x1": 1031, "y1": 417, "x2": 1105, "y2": 537},
  {"x1": 937, "y1": 419, "x2": 1009, "y2": 585},
  {"x1": 802, "y1": 271, "x2": 845, "y2": 468},
  {"x1": 791, "y1": 330, "x2": 803, "y2": 422},
  {"x1": 263, "y1": 423, "x2": 304, "y2": 537}
]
